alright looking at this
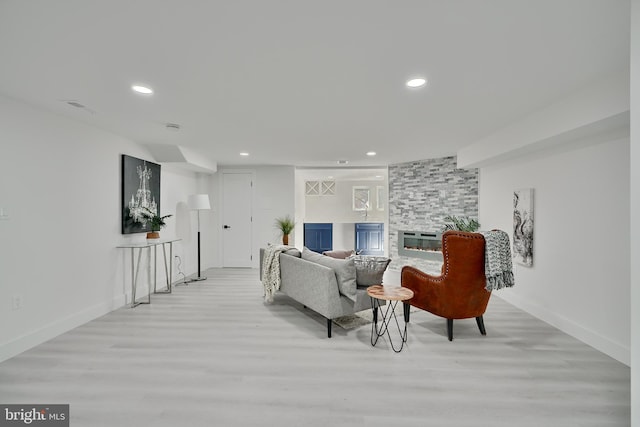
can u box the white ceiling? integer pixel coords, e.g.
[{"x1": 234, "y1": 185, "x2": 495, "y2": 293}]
[
  {"x1": 296, "y1": 167, "x2": 387, "y2": 183},
  {"x1": 0, "y1": 0, "x2": 630, "y2": 168}
]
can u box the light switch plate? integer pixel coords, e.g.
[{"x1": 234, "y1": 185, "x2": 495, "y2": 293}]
[{"x1": 12, "y1": 294, "x2": 23, "y2": 310}]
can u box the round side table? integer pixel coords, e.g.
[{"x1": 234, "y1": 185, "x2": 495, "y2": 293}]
[{"x1": 367, "y1": 285, "x2": 414, "y2": 352}]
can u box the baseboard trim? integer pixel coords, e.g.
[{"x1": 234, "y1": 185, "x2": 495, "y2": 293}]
[
  {"x1": 0, "y1": 294, "x2": 126, "y2": 363},
  {"x1": 494, "y1": 292, "x2": 630, "y2": 366}
]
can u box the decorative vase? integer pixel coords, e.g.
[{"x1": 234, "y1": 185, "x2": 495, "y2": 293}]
[
  {"x1": 282, "y1": 234, "x2": 289, "y2": 245},
  {"x1": 147, "y1": 231, "x2": 160, "y2": 239}
]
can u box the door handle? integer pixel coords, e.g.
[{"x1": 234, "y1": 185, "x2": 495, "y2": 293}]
[{"x1": 223, "y1": 225, "x2": 231, "y2": 229}]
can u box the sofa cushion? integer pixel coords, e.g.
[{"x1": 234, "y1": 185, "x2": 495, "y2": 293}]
[
  {"x1": 283, "y1": 248, "x2": 301, "y2": 257},
  {"x1": 302, "y1": 248, "x2": 357, "y2": 301},
  {"x1": 322, "y1": 249, "x2": 355, "y2": 259}
]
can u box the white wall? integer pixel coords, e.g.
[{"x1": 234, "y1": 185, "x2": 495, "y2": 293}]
[
  {"x1": 304, "y1": 180, "x2": 386, "y2": 223},
  {"x1": 0, "y1": 95, "x2": 201, "y2": 362},
  {"x1": 458, "y1": 68, "x2": 629, "y2": 169},
  {"x1": 459, "y1": 67, "x2": 631, "y2": 365},
  {"x1": 212, "y1": 166, "x2": 295, "y2": 268},
  {"x1": 159, "y1": 166, "x2": 211, "y2": 279},
  {"x1": 301, "y1": 179, "x2": 388, "y2": 253},
  {"x1": 332, "y1": 222, "x2": 357, "y2": 251},
  {"x1": 479, "y1": 136, "x2": 630, "y2": 364},
  {"x1": 630, "y1": 0, "x2": 639, "y2": 423}
]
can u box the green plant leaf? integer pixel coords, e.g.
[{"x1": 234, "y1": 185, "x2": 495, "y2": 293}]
[
  {"x1": 442, "y1": 215, "x2": 480, "y2": 232},
  {"x1": 274, "y1": 215, "x2": 295, "y2": 235},
  {"x1": 140, "y1": 207, "x2": 172, "y2": 231}
]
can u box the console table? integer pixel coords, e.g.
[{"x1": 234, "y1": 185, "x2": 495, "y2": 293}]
[{"x1": 117, "y1": 238, "x2": 181, "y2": 307}]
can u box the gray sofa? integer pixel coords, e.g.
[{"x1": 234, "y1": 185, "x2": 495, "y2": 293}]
[{"x1": 260, "y1": 248, "x2": 385, "y2": 338}]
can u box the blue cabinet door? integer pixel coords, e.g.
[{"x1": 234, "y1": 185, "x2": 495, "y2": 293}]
[
  {"x1": 355, "y1": 223, "x2": 384, "y2": 256},
  {"x1": 304, "y1": 223, "x2": 333, "y2": 253}
]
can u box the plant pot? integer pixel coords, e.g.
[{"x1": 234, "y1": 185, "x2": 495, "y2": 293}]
[
  {"x1": 282, "y1": 234, "x2": 289, "y2": 245},
  {"x1": 147, "y1": 231, "x2": 160, "y2": 239}
]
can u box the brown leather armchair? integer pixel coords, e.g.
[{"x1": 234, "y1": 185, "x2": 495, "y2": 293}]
[{"x1": 401, "y1": 230, "x2": 490, "y2": 341}]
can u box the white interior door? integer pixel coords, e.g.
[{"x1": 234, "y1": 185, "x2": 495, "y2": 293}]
[{"x1": 222, "y1": 172, "x2": 253, "y2": 267}]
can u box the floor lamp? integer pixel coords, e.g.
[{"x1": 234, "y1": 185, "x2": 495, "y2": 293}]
[{"x1": 188, "y1": 194, "x2": 211, "y2": 281}]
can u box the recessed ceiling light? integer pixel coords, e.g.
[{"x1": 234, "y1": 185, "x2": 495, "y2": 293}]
[
  {"x1": 406, "y1": 78, "x2": 426, "y2": 88},
  {"x1": 132, "y1": 85, "x2": 153, "y2": 94},
  {"x1": 366, "y1": 151, "x2": 377, "y2": 156},
  {"x1": 240, "y1": 152, "x2": 250, "y2": 156}
]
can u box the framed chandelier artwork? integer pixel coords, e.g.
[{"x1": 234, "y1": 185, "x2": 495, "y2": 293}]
[{"x1": 121, "y1": 154, "x2": 161, "y2": 234}]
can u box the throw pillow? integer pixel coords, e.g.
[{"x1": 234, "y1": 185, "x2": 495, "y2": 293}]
[
  {"x1": 350, "y1": 256, "x2": 391, "y2": 286},
  {"x1": 302, "y1": 248, "x2": 357, "y2": 301}
]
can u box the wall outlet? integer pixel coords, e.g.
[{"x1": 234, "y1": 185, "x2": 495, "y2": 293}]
[{"x1": 12, "y1": 294, "x2": 23, "y2": 310}]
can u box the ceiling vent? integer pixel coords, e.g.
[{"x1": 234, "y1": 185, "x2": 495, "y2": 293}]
[{"x1": 61, "y1": 100, "x2": 95, "y2": 114}]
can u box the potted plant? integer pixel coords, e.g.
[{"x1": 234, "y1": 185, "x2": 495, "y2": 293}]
[
  {"x1": 140, "y1": 207, "x2": 173, "y2": 239},
  {"x1": 442, "y1": 215, "x2": 480, "y2": 232},
  {"x1": 274, "y1": 215, "x2": 295, "y2": 245}
]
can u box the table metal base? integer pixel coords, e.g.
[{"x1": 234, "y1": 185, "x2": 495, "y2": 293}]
[
  {"x1": 117, "y1": 239, "x2": 180, "y2": 308},
  {"x1": 370, "y1": 298, "x2": 409, "y2": 352}
]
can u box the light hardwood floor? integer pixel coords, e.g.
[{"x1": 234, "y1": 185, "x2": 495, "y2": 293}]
[{"x1": 0, "y1": 268, "x2": 630, "y2": 426}]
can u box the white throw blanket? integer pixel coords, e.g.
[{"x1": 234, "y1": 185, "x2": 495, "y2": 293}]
[
  {"x1": 479, "y1": 230, "x2": 515, "y2": 291},
  {"x1": 262, "y1": 244, "x2": 293, "y2": 302}
]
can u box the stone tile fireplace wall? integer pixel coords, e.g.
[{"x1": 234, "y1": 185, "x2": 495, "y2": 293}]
[{"x1": 388, "y1": 156, "x2": 478, "y2": 273}]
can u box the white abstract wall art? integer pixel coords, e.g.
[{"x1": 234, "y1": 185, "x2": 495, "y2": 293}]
[
  {"x1": 352, "y1": 186, "x2": 370, "y2": 211},
  {"x1": 513, "y1": 188, "x2": 534, "y2": 266}
]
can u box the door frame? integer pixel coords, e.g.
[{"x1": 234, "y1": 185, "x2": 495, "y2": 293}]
[{"x1": 218, "y1": 169, "x2": 256, "y2": 267}]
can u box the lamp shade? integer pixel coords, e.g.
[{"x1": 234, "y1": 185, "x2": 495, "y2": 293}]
[{"x1": 188, "y1": 194, "x2": 211, "y2": 210}]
